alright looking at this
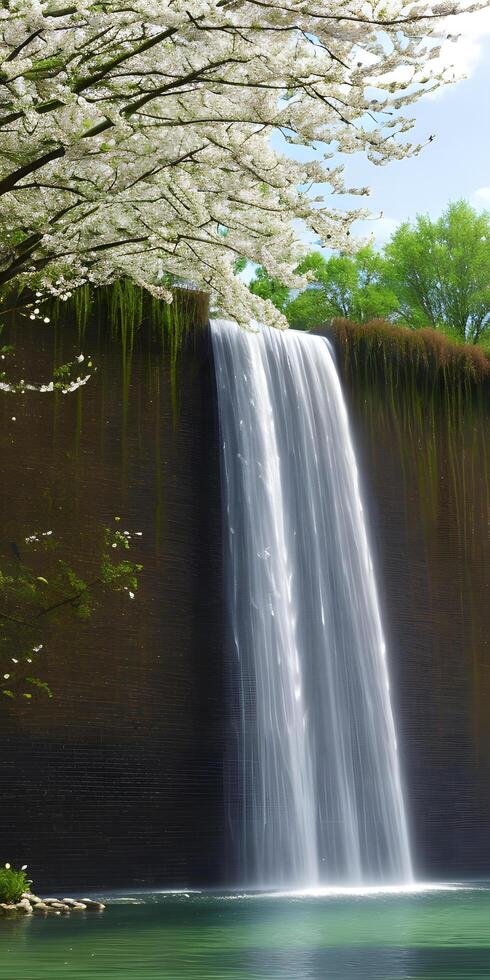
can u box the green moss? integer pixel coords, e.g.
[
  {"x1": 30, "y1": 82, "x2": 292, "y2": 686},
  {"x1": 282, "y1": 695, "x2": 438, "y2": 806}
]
[
  {"x1": 325, "y1": 318, "x2": 489, "y2": 559},
  {"x1": 1, "y1": 280, "x2": 208, "y2": 344},
  {"x1": 0, "y1": 280, "x2": 209, "y2": 420},
  {"x1": 322, "y1": 318, "x2": 489, "y2": 744}
]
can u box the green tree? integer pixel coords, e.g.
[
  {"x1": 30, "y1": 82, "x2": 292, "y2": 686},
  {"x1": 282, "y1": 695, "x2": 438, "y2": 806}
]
[
  {"x1": 254, "y1": 246, "x2": 398, "y2": 330},
  {"x1": 294, "y1": 248, "x2": 398, "y2": 324},
  {"x1": 248, "y1": 266, "x2": 291, "y2": 311},
  {"x1": 385, "y1": 201, "x2": 490, "y2": 344},
  {"x1": 284, "y1": 287, "x2": 333, "y2": 332}
]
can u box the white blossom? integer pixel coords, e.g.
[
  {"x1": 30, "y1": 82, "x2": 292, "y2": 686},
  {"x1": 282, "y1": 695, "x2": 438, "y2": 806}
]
[
  {"x1": 1, "y1": 359, "x2": 91, "y2": 395},
  {"x1": 60, "y1": 374, "x2": 91, "y2": 393},
  {"x1": 0, "y1": 0, "x2": 483, "y2": 322}
]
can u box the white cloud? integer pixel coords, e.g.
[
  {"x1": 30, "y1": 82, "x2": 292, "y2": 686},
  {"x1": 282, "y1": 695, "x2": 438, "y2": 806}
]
[
  {"x1": 373, "y1": 216, "x2": 401, "y2": 242},
  {"x1": 354, "y1": 215, "x2": 401, "y2": 247},
  {"x1": 433, "y1": 8, "x2": 490, "y2": 85},
  {"x1": 472, "y1": 187, "x2": 490, "y2": 205},
  {"x1": 366, "y1": 8, "x2": 490, "y2": 98}
]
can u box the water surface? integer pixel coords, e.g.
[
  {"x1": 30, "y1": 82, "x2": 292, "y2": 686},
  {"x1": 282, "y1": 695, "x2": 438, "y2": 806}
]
[{"x1": 1, "y1": 887, "x2": 490, "y2": 979}]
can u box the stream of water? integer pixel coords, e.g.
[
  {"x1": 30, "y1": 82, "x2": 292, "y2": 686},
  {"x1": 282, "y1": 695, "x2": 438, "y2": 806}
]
[{"x1": 211, "y1": 320, "x2": 412, "y2": 887}]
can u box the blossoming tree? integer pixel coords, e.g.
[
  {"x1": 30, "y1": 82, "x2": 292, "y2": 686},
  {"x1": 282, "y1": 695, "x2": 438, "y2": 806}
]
[{"x1": 0, "y1": 0, "x2": 480, "y2": 325}]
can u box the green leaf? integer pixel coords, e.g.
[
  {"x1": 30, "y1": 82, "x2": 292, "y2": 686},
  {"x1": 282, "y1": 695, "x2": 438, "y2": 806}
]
[{"x1": 26, "y1": 677, "x2": 52, "y2": 698}]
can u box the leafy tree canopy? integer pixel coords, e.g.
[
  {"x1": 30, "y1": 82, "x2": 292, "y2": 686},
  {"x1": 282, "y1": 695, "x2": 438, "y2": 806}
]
[
  {"x1": 289, "y1": 247, "x2": 399, "y2": 328},
  {"x1": 249, "y1": 202, "x2": 490, "y2": 346},
  {"x1": 249, "y1": 266, "x2": 291, "y2": 312},
  {"x1": 385, "y1": 201, "x2": 490, "y2": 343}
]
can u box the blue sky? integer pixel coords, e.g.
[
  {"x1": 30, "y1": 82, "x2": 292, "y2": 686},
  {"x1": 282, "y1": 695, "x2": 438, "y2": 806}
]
[
  {"x1": 347, "y1": 8, "x2": 490, "y2": 246},
  {"x1": 243, "y1": 9, "x2": 490, "y2": 281}
]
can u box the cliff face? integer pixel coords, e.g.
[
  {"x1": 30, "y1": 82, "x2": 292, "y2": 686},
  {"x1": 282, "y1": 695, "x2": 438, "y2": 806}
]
[
  {"x1": 0, "y1": 303, "x2": 488, "y2": 889},
  {"x1": 0, "y1": 295, "x2": 226, "y2": 891},
  {"x1": 325, "y1": 320, "x2": 490, "y2": 880}
]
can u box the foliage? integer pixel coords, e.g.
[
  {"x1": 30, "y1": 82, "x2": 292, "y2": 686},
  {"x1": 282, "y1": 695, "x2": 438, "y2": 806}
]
[
  {"x1": 384, "y1": 201, "x2": 490, "y2": 343},
  {"x1": 0, "y1": 0, "x2": 474, "y2": 327},
  {"x1": 0, "y1": 522, "x2": 142, "y2": 702},
  {"x1": 0, "y1": 864, "x2": 31, "y2": 904},
  {"x1": 281, "y1": 287, "x2": 330, "y2": 332},
  {"x1": 286, "y1": 248, "x2": 399, "y2": 329},
  {"x1": 248, "y1": 202, "x2": 490, "y2": 347},
  {"x1": 249, "y1": 267, "x2": 290, "y2": 312}
]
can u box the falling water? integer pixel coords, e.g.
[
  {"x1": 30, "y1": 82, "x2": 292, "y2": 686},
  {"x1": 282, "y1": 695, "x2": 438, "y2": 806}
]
[{"x1": 210, "y1": 319, "x2": 412, "y2": 889}]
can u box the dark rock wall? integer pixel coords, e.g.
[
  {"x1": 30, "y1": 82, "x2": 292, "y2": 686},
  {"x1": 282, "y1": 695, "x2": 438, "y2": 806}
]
[
  {"x1": 0, "y1": 311, "x2": 489, "y2": 889},
  {"x1": 326, "y1": 328, "x2": 490, "y2": 881},
  {"x1": 0, "y1": 317, "x2": 225, "y2": 891}
]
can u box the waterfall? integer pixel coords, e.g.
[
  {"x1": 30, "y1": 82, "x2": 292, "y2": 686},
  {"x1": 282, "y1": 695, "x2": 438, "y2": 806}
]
[{"x1": 210, "y1": 319, "x2": 412, "y2": 889}]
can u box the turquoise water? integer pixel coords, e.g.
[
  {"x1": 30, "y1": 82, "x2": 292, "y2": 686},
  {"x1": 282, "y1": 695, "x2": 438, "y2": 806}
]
[{"x1": 1, "y1": 887, "x2": 490, "y2": 979}]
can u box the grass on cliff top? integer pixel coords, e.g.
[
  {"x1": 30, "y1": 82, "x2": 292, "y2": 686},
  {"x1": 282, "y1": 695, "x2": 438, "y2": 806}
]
[{"x1": 328, "y1": 318, "x2": 490, "y2": 383}]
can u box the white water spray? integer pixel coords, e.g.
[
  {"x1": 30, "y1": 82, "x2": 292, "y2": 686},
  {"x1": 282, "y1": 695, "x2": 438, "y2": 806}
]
[{"x1": 211, "y1": 319, "x2": 412, "y2": 888}]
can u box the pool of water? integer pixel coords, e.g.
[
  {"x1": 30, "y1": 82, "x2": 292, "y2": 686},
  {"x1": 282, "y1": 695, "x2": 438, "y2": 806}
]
[{"x1": 1, "y1": 886, "x2": 490, "y2": 979}]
